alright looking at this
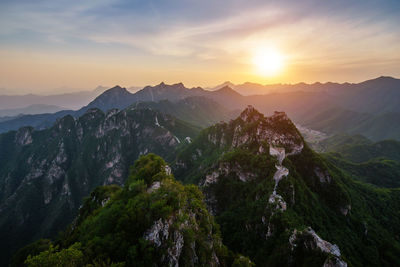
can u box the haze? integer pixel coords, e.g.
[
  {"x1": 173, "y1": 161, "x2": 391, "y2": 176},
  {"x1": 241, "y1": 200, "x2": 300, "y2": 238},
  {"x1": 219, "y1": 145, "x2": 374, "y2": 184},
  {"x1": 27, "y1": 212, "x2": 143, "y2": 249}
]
[{"x1": 0, "y1": 0, "x2": 400, "y2": 94}]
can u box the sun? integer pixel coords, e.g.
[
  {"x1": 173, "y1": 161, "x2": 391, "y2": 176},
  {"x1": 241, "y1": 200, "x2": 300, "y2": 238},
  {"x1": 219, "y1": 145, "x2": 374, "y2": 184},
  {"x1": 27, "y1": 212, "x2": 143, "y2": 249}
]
[{"x1": 252, "y1": 48, "x2": 284, "y2": 77}]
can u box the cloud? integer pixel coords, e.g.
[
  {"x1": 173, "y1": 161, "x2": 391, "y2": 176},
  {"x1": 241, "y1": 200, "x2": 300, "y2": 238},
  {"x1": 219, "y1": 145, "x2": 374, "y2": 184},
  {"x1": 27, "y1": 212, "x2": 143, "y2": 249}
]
[{"x1": 0, "y1": 0, "x2": 399, "y2": 89}]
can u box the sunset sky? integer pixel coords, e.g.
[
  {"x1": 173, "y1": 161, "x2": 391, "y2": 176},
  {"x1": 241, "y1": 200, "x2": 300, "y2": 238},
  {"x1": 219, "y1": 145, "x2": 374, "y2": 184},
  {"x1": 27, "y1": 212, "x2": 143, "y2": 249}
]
[{"x1": 1, "y1": 0, "x2": 400, "y2": 94}]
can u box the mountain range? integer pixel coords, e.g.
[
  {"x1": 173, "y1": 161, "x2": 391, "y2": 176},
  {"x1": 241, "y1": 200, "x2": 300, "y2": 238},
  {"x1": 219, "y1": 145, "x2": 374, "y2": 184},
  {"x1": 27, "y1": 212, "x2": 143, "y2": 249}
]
[
  {"x1": 0, "y1": 106, "x2": 200, "y2": 265},
  {"x1": 0, "y1": 86, "x2": 108, "y2": 110},
  {"x1": 1, "y1": 77, "x2": 400, "y2": 266},
  {"x1": 1, "y1": 76, "x2": 399, "y2": 141},
  {"x1": 1, "y1": 105, "x2": 400, "y2": 266},
  {"x1": 0, "y1": 104, "x2": 66, "y2": 117}
]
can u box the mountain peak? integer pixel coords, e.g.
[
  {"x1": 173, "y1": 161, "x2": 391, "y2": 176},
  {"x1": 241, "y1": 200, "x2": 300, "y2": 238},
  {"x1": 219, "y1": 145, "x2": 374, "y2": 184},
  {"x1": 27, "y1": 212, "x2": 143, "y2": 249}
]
[
  {"x1": 221, "y1": 81, "x2": 235, "y2": 87},
  {"x1": 83, "y1": 85, "x2": 133, "y2": 112},
  {"x1": 152, "y1": 82, "x2": 186, "y2": 90},
  {"x1": 376, "y1": 75, "x2": 395, "y2": 80},
  {"x1": 173, "y1": 82, "x2": 185, "y2": 89},
  {"x1": 239, "y1": 105, "x2": 263, "y2": 122},
  {"x1": 214, "y1": 85, "x2": 241, "y2": 96},
  {"x1": 218, "y1": 85, "x2": 234, "y2": 91},
  {"x1": 212, "y1": 81, "x2": 235, "y2": 90},
  {"x1": 361, "y1": 76, "x2": 399, "y2": 86},
  {"x1": 110, "y1": 85, "x2": 123, "y2": 90},
  {"x1": 271, "y1": 111, "x2": 289, "y2": 121},
  {"x1": 102, "y1": 85, "x2": 130, "y2": 95}
]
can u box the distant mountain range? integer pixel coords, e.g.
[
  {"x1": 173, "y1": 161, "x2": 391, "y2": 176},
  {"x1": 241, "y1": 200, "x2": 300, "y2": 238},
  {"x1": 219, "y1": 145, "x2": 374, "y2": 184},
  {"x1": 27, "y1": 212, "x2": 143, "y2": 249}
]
[
  {"x1": 0, "y1": 104, "x2": 65, "y2": 117},
  {"x1": 0, "y1": 83, "x2": 242, "y2": 133},
  {"x1": 0, "y1": 76, "x2": 399, "y2": 141},
  {"x1": 0, "y1": 86, "x2": 108, "y2": 110}
]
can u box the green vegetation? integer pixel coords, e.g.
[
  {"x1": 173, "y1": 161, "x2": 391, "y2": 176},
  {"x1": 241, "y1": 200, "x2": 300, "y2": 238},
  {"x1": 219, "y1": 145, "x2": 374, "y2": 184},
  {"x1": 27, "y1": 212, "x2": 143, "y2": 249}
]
[
  {"x1": 18, "y1": 154, "x2": 253, "y2": 266},
  {"x1": 5, "y1": 106, "x2": 400, "y2": 266},
  {"x1": 0, "y1": 107, "x2": 201, "y2": 265},
  {"x1": 174, "y1": 107, "x2": 400, "y2": 266},
  {"x1": 314, "y1": 134, "x2": 400, "y2": 188},
  {"x1": 133, "y1": 97, "x2": 236, "y2": 128}
]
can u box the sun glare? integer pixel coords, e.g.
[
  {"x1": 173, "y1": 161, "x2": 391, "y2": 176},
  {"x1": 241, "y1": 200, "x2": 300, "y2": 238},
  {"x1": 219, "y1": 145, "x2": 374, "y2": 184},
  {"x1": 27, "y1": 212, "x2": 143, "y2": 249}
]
[{"x1": 252, "y1": 48, "x2": 284, "y2": 77}]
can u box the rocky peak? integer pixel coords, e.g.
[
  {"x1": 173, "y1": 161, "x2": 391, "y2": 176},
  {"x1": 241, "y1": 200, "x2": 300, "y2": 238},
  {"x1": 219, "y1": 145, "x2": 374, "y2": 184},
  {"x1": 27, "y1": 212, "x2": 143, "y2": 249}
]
[
  {"x1": 204, "y1": 106, "x2": 304, "y2": 154},
  {"x1": 270, "y1": 111, "x2": 290, "y2": 121},
  {"x1": 174, "y1": 82, "x2": 185, "y2": 89},
  {"x1": 154, "y1": 82, "x2": 186, "y2": 90},
  {"x1": 233, "y1": 106, "x2": 303, "y2": 152},
  {"x1": 239, "y1": 105, "x2": 263, "y2": 122}
]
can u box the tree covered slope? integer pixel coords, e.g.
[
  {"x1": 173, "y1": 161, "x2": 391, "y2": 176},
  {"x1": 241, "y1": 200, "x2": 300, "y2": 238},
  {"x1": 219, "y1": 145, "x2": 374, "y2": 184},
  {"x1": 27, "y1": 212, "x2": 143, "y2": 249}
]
[
  {"x1": 173, "y1": 106, "x2": 400, "y2": 266},
  {"x1": 0, "y1": 107, "x2": 200, "y2": 265},
  {"x1": 314, "y1": 134, "x2": 400, "y2": 188},
  {"x1": 12, "y1": 154, "x2": 252, "y2": 267},
  {"x1": 4, "y1": 106, "x2": 400, "y2": 267}
]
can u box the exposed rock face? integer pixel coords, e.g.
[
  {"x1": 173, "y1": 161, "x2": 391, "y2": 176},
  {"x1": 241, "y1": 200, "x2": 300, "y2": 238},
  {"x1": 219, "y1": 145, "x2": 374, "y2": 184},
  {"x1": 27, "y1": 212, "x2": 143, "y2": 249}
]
[
  {"x1": 289, "y1": 227, "x2": 348, "y2": 267},
  {"x1": 172, "y1": 106, "x2": 371, "y2": 266},
  {"x1": 140, "y1": 159, "x2": 223, "y2": 267},
  {"x1": 145, "y1": 218, "x2": 171, "y2": 247},
  {"x1": 205, "y1": 107, "x2": 304, "y2": 154},
  {"x1": 14, "y1": 127, "x2": 33, "y2": 145},
  {"x1": 145, "y1": 213, "x2": 221, "y2": 267},
  {"x1": 202, "y1": 162, "x2": 256, "y2": 186},
  {"x1": 268, "y1": 146, "x2": 289, "y2": 212},
  {"x1": 197, "y1": 107, "x2": 304, "y2": 216},
  {"x1": 0, "y1": 108, "x2": 199, "y2": 264},
  {"x1": 323, "y1": 257, "x2": 348, "y2": 267},
  {"x1": 314, "y1": 167, "x2": 332, "y2": 183},
  {"x1": 147, "y1": 181, "x2": 161, "y2": 193}
]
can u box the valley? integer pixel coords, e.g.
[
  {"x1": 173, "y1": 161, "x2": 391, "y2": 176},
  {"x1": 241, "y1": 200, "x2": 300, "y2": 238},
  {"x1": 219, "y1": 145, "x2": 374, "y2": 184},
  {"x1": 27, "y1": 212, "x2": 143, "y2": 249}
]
[{"x1": 0, "y1": 81, "x2": 399, "y2": 267}]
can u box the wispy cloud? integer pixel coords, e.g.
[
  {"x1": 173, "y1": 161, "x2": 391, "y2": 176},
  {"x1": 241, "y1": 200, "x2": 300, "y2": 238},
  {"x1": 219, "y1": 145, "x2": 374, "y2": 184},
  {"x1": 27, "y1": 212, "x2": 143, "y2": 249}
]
[{"x1": 0, "y1": 0, "x2": 399, "y2": 90}]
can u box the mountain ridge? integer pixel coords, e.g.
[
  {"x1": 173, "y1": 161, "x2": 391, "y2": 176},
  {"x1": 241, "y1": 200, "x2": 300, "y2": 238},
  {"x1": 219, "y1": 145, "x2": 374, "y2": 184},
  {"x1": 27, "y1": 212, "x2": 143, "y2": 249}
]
[{"x1": 1, "y1": 76, "x2": 400, "y2": 141}]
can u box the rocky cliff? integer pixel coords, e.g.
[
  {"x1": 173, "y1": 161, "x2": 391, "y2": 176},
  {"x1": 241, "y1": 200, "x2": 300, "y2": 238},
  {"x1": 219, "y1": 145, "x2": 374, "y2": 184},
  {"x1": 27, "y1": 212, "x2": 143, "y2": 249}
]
[{"x1": 0, "y1": 107, "x2": 199, "y2": 265}]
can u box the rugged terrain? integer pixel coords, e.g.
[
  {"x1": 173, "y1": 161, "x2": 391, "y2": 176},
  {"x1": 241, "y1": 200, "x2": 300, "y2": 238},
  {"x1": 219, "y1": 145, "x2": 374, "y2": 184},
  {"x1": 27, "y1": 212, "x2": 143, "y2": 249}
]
[
  {"x1": 12, "y1": 154, "x2": 253, "y2": 267},
  {"x1": 0, "y1": 107, "x2": 199, "y2": 265},
  {"x1": 2, "y1": 105, "x2": 400, "y2": 266},
  {"x1": 173, "y1": 106, "x2": 400, "y2": 266},
  {"x1": 2, "y1": 76, "x2": 400, "y2": 141}
]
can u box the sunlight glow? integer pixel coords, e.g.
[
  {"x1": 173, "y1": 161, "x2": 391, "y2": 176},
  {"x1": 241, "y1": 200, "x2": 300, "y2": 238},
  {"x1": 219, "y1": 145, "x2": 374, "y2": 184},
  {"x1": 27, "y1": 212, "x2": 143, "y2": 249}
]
[{"x1": 252, "y1": 48, "x2": 284, "y2": 77}]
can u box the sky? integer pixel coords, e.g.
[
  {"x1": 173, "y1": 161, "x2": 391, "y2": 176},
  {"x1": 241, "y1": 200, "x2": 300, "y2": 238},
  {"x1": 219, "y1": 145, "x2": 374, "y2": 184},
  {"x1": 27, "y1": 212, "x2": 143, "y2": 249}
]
[{"x1": 0, "y1": 0, "x2": 400, "y2": 94}]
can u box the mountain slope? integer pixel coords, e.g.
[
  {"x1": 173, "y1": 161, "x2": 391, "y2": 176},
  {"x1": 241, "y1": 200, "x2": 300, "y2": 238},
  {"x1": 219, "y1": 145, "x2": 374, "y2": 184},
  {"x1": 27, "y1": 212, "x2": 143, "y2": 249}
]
[
  {"x1": 0, "y1": 83, "x2": 241, "y2": 133},
  {"x1": 173, "y1": 106, "x2": 400, "y2": 266},
  {"x1": 324, "y1": 155, "x2": 400, "y2": 188},
  {"x1": 213, "y1": 76, "x2": 400, "y2": 114},
  {"x1": 299, "y1": 107, "x2": 400, "y2": 141},
  {"x1": 0, "y1": 107, "x2": 200, "y2": 265},
  {"x1": 134, "y1": 96, "x2": 238, "y2": 128},
  {"x1": 14, "y1": 154, "x2": 252, "y2": 266},
  {"x1": 315, "y1": 134, "x2": 400, "y2": 162},
  {"x1": 81, "y1": 85, "x2": 135, "y2": 112},
  {"x1": 2, "y1": 76, "x2": 400, "y2": 140},
  {"x1": 313, "y1": 134, "x2": 400, "y2": 188}
]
